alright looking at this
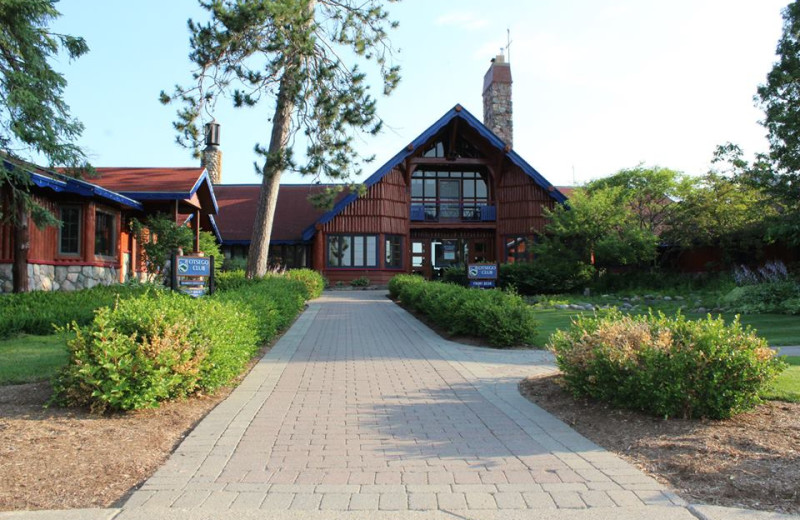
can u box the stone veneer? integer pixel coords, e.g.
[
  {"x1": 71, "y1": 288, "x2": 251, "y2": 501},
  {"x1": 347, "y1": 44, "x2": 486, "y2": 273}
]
[
  {"x1": 0, "y1": 263, "x2": 119, "y2": 293},
  {"x1": 482, "y1": 54, "x2": 513, "y2": 148}
]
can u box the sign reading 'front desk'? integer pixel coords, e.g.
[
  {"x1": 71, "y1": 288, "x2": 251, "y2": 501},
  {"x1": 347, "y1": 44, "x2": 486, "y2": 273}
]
[
  {"x1": 173, "y1": 255, "x2": 214, "y2": 297},
  {"x1": 467, "y1": 263, "x2": 498, "y2": 289}
]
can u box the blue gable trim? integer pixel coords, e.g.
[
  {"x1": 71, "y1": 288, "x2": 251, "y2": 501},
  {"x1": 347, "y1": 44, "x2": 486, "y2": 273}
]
[
  {"x1": 208, "y1": 215, "x2": 222, "y2": 243},
  {"x1": 3, "y1": 159, "x2": 144, "y2": 211},
  {"x1": 301, "y1": 104, "x2": 566, "y2": 240}
]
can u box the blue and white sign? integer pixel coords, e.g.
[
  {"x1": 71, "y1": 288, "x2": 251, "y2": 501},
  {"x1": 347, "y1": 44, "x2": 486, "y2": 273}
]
[
  {"x1": 469, "y1": 280, "x2": 496, "y2": 288},
  {"x1": 177, "y1": 256, "x2": 211, "y2": 277},
  {"x1": 467, "y1": 263, "x2": 498, "y2": 280}
]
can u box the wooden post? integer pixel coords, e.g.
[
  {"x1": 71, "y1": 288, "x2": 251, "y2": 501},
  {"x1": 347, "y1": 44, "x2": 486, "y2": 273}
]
[{"x1": 193, "y1": 210, "x2": 200, "y2": 252}]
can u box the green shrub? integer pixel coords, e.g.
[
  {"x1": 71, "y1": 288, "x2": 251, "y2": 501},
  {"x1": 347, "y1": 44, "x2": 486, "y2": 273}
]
[
  {"x1": 721, "y1": 281, "x2": 800, "y2": 314},
  {"x1": 221, "y1": 256, "x2": 247, "y2": 272},
  {"x1": 0, "y1": 283, "x2": 153, "y2": 339},
  {"x1": 549, "y1": 310, "x2": 786, "y2": 419},
  {"x1": 52, "y1": 274, "x2": 311, "y2": 413},
  {"x1": 52, "y1": 290, "x2": 260, "y2": 413},
  {"x1": 389, "y1": 275, "x2": 538, "y2": 347},
  {"x1": 215, "y1": 270, "x2": 250, "y2": 292},
  {"x1": 388, "y1": 274, "x2": 423, "y2": 299},
  {"x1": 286, "y1": 269, "x2": 324, "y2": 299},
  {"x1": 498, "y1": 261, "x2": 593, "y2": 295},
  {"x1": 442, "y1": 265, "x2": 468, "y2": 286},
  {"x1": 350, "y1": 276, "x2": 370, "y2": 287}
]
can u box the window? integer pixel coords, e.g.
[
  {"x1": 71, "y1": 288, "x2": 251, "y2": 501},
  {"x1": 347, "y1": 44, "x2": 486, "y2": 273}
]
[
  {"x1": 506, "y1": 235, "x2": 532, "y2": 263},
  {"x1": 385, "y1": 235, "x2": 403, "y2": 269},
  {"x1": 95, "y1": 210, "x2": 115, "y2": 257},
  {"x1": 58, "y1": 206, "x2": 81, "y2": 255},
  {"x1": 410, "y1": 169, "x2": 490, "y2": 222},
  {"x1": 327, "y1": 235, "x2": 378, "y2": 268}
]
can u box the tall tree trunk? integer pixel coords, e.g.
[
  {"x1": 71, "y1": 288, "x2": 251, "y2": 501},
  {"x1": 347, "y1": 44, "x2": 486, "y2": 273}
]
[
  {"x1": 12, "y1": 199, "x2": 30, "y2": 293},
  {"x1": 245, "y1": 0, "x2": 316, "y2": 279},
  {"x1": 246, "y1": 73, "x2": 297, "y2": 278}
]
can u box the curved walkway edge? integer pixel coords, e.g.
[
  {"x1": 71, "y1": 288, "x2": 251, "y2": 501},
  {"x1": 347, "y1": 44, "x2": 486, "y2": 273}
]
[{"x1": 2, "y1": 291, "x2": 797, "y2": 520}]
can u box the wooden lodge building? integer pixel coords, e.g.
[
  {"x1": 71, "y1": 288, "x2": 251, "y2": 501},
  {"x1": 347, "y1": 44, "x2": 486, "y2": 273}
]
[
  {"x1": 1, "y1": 55, "x2": 569, "y2": 292},
  {"x1": 214, "y1": 55, "x2": 568, "y2": 284}
]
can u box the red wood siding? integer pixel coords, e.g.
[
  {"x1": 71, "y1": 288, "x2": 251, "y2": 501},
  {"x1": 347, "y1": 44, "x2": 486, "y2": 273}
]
[
  {"x1": 496, "y1": 165, "x2": 555, "y2": 236},
  {"x1": 323, "y1": 169, "x2": 409, "y2": 236}
]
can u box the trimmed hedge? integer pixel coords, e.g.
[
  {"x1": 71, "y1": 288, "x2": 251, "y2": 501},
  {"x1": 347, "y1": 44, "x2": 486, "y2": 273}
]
[
  {"x1": 286, "y1": 269, "x2": 325, "y2": 300},
  {"x1": 0, "y1": 283, "x2": 152, "y2": 339},
  {"x1": 389, "y1": 274, "x2": 538, "y2": 347},
  {"x1": 549, "y1": 310, "x2": 786, "y2": 419},
  {"x1": 52, "y1": 275, "x2": 312, "y2": 413}
]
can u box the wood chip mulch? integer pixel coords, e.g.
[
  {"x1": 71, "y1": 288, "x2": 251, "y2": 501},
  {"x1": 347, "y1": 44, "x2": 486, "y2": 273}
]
[{"x1": 520, "y1": 374, "x2": 800, "y2": 515}]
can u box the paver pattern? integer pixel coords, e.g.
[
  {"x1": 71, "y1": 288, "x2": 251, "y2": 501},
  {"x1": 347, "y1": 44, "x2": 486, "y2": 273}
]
[{"x1": 123, "y1": 291, "x2": 685, "y2": 514}]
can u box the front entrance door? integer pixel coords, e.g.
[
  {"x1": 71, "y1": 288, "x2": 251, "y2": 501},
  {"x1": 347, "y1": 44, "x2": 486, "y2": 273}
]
[
  {"x1": 410, "y1": 233, "x2": 496, "y2": 279},
  {"x1": 411, "y1": 239, "x2": 431, "y2": 278}
]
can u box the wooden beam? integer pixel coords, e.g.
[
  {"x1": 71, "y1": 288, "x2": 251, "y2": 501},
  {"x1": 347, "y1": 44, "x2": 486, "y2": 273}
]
[{"x1": 448, "y1": 119, "x2": 459, "y2": 159}]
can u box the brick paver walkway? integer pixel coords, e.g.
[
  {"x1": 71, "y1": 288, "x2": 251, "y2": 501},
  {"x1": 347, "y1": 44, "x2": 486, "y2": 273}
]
[{"x1": 119, "y1": 291, "x2": 688, "y2": 516}]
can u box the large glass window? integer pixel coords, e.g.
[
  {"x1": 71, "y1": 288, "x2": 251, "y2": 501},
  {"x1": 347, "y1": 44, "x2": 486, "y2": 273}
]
[
  {"x1": 385, "y1": 235, "x2": 403, "y2": 269},
  {"x1": 410, "y1": 170, "x2": 489, "y2": 222},
  {"x1": 327, "y1": 235, "x2": 378, "y2": 268},
  {"x1": 94, "y1": 210, "x2": 115, "y2": 257},
  {"x1": 58, "y1": 206, "x2": 81, "y2": 255}
]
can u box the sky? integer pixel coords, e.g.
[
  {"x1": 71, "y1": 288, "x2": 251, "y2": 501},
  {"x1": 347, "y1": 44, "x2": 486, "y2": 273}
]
[{"x1": 50, "y1": 1, "x2": 790, "y2": 187}]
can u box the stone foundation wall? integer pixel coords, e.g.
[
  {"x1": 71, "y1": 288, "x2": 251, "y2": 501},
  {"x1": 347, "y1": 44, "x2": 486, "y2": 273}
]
[{"x1": 0, "y1": 263, "x2": 119, "y2": 293}]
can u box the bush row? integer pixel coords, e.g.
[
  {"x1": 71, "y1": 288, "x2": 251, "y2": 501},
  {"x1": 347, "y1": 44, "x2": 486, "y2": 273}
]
[
  {"x1": 52, "y1": 274, "x2": 316, "y2": 413},
  {"x1": 388, "y1": 275, "x2": 538, "y2": 347},
  {"x1": 721, "y1": 281, "x2": 800, "y2": 315},
  {"x1": 0, "y1": 283, "x2": 151, "y2": 339},
  {"x1": 441, "y1": 262, "x2": 593, "y2": 295},
  {"x1": 549, "y1": 310, "x2": 785, "y2": 419}
]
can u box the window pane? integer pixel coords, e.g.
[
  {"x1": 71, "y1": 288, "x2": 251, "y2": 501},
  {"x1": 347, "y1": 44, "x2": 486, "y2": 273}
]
[
  {"x1": 59, "y1": 206, "x2": 81, "y2": 255},
  {"x1": 411, "y1": 178, "x2": 423, "y2": 198},
  {"x1": 463, "y1": 179, "x2": 475, "y2": 198},
  {"x1": 424, "y1": 179, "x2": 436, "y2": 198},
  {"x1": 412, "y1": 242, "x2": 424, "y2": 254},
  {"x1": 366, "y1": 236, "x2": 377, "y2": 267},
  {"x1": 353, "y1": 236, "x2": 365, "y2": 266},
  {"x1": 476, "y1": 179, "x2": 488, "y2": 199},
  {"x1": 94, "y1": 211, "x2": 114, "y2": 257},
  {"x1": 341, "y1": 236, "x2": 352, "y2": 266},
  {"x1": 328, "y1": 237, "x2": 341, "y2": 267}
]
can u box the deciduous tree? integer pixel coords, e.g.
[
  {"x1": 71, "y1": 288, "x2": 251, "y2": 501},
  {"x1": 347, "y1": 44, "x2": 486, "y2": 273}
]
[
  {"x1": 0, "y1": 0, "x2": 90, "y2": 292},
  {"x1": 163, "y1": 0, "x2": 401, "y2": 278}
]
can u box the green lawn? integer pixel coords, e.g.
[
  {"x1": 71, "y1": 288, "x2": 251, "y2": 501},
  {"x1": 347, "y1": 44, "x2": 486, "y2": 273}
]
[
  {"x1": 762, "y1": 356, "x2": 800, "y2": 403},
  {"x1": 533, "y1": 308, "x2": 800, "y2": 348},
  {"x1": 0, "y1": 334, "x2": 68, "y2": 385}
]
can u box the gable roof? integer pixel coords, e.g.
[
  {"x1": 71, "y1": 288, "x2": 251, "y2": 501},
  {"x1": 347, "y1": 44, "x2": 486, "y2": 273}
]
[
  {"x1": 301, "y1": 104, "x2": 567, "y2": 241},
  {"x1": 2, "y1": 157, "x2": 143, "y2": 211},
  {"x1": 91, "y1": 167, "x2": 219, "y2": 213},
  {"x1": 214, "y1": 184, "x2": 349, "y2": 245}
]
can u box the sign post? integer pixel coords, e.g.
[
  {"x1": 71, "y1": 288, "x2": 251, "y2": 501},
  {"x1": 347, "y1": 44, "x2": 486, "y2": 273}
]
[
  {"x1": 467, "y1": 263, "x2": 498, "y2": 289},
  {"x1": 170, "y1": 254, "x2": 215, "y2": 297}
]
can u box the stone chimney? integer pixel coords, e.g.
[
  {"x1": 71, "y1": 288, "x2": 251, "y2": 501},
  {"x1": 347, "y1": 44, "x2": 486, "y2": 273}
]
[
  {"x1": 201, "y1": 121, "x2": 222, "y2": 184},
  {"x1": 482, "y1": 54, "x2": 513, "y2": 148}
]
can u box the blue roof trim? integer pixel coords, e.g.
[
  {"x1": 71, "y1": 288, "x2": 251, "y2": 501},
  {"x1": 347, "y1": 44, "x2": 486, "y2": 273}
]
[
  {"x1": 301, "y1": 104, "x2": 566, "y2": 240},
  {"x1": 3, "y1": 159, "x2": 144, "y2": 210},
  {"x1": 208, "y1": 215, "x2": 222, "y2": 243}
]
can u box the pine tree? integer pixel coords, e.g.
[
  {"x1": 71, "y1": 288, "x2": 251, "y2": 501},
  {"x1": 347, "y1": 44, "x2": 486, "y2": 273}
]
[
  {"x1": 0, "y1": 0, "x2": 90, "y2": 292},
  {"x1": 163, "y1": 0, "x2": 401, "y2": 278}
]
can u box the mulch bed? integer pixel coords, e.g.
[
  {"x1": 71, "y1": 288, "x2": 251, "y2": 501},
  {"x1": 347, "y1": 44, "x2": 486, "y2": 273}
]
[{"x1": 520, "y1": 374, "x2": 800, "y2": 515}]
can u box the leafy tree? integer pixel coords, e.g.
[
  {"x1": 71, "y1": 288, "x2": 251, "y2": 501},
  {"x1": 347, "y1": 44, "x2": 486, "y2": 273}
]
[
  {"x1": 0, "y1": 0, "x2": 89, "y2": 292},
  {"x1": 585, "y1": 165, "x2": 691, "y2": 233},
  {"x1": 163, "y1": 0, "x2": 401, "y2": 278},
  {"x1": 757, "y1": 1, "x2": 800, "y2": 179},
  {"x1": 536, "y1": 187, "x2": 658, "y2": 270}
]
